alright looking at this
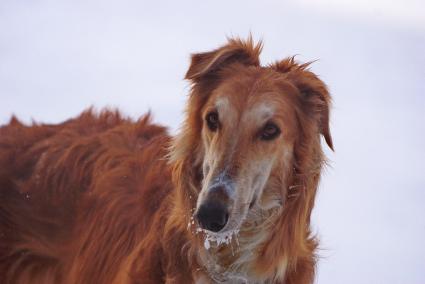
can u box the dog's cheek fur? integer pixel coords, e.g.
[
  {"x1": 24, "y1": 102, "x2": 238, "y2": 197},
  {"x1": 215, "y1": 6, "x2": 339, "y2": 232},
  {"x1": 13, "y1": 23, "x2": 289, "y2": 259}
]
[{"x1": 240, "y1": 59, "x2": 332, "y2": 282}]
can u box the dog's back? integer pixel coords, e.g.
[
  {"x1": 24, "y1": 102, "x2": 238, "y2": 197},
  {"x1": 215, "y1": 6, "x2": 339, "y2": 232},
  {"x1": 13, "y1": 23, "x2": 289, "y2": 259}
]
[{"x1": 0, "y1": 110, "x2": 172, "y2": 283}]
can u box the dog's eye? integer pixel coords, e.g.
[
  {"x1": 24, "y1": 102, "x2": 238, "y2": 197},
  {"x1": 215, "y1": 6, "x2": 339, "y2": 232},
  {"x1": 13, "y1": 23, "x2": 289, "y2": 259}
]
[
  {"x1": 260, "y1": 122, "x2": 280, "y2": 141},
  {"x1": 205, "y1": 111, "x2": 219, "y2": 131}
]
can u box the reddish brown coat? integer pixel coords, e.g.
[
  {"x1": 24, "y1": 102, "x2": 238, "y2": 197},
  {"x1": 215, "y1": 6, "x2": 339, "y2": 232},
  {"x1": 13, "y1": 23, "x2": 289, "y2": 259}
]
[{"x1": 0, "y1": 38, "x2": 332, "y2": 284}]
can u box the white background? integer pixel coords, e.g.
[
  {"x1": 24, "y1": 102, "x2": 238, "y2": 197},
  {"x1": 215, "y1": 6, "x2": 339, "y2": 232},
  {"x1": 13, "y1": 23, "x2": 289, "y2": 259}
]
[{"x1": 1, "y1": 1, "x2": 424, "y2": 283}]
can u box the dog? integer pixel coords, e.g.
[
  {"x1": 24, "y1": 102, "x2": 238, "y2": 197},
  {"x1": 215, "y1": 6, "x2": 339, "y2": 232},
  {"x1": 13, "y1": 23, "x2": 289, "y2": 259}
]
[{"x1": 0, "y1": 37, "x2": 333, "y2": 284}]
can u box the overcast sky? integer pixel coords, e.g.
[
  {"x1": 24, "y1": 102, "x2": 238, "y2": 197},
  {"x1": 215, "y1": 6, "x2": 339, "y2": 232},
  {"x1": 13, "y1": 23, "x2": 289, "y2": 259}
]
[{"x1": 1, "y1": 1, "x2": 424, "y2": 283}]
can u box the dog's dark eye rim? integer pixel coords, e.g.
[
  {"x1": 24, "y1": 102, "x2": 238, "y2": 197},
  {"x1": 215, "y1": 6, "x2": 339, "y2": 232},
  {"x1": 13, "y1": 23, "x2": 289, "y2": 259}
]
[
  {"x1": 205, "y1": 111, "x2": 219, "y2": 131},
  {"x1": 260, "y1": 122, "x2": 281, "y2": 140}
]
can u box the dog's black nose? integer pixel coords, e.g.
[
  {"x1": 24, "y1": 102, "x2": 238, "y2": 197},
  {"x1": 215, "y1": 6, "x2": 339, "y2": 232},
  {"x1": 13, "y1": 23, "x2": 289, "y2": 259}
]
[{"x1": 195, "y1": 201, "x2": 229, "y2": 232}]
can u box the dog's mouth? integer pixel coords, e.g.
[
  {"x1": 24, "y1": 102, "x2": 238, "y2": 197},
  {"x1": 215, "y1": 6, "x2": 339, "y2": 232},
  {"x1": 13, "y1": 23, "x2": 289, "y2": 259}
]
[
  {"x1": 195, "y1": 191, "x2": 257, "y2": 232},
  {"x1": 198, "y1": 225, "x2": 241, "y2": 250},
  {"x1": 194, "y1": 173, "x2": 262, "y2": 244},
  {"x1": 193, "y1": 185, "x2": 274, "y2": 250}
]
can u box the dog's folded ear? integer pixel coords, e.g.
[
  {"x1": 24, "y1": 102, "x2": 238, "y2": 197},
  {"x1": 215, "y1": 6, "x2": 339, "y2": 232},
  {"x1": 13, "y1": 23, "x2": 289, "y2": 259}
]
[
  {"x1": 273, "y1": 58, "x2": 334, "y2": 150},
  {"x1": 185, "y1": 37, "x2": 262, "y2": 81}
]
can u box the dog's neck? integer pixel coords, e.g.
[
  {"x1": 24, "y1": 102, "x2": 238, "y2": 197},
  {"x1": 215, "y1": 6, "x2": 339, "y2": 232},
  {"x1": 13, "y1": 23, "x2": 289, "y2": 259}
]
[{"x1": 195, "y1": 204, "x2": 283, "y2": 283}]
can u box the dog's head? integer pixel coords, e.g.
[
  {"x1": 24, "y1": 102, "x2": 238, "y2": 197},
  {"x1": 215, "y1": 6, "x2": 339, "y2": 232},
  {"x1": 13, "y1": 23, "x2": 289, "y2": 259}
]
[{"x1": 171, "y1": 37, "x2": 333, "y2": 237}]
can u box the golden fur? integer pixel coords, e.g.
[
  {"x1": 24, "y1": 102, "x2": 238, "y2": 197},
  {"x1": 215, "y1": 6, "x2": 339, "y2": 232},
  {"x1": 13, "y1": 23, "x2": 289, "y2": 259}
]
[{"x1": 0, "y1": 37, "x2": 333, "y2": 284}]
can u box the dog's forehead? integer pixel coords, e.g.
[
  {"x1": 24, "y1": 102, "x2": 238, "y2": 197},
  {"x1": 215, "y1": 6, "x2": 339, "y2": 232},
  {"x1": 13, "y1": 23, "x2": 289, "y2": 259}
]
[
  {"x1": 209, "y1": 70, "x2": 296, "y2": 126},
  {"x1": 214, "y1": 91, "x2": 278, "y2": 122},
  {"x1": 216, "y1": 71, "x2": 286, "y2": 104},
  {"x1": 214, "y1": 96, "x2": 230, "y2": 110},
  {"x1": 243, "y1": 101, "x2": 275, "y2": 122}
]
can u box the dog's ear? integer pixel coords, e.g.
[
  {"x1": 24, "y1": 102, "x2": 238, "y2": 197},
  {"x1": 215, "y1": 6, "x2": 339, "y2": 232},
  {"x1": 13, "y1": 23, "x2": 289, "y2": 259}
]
[
  {"x1": 185, "y1": 37, "x2": 262, "y2": 81},
  {"x1": 274, "y1": 57, "x2": 334, "y2": 150}
]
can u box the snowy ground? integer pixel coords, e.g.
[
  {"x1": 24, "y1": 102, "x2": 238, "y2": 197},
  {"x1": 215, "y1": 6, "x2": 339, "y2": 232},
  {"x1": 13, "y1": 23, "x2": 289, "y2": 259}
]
[{"x1": 1, "y1": 1, "x2": 424, "y2": 283}]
